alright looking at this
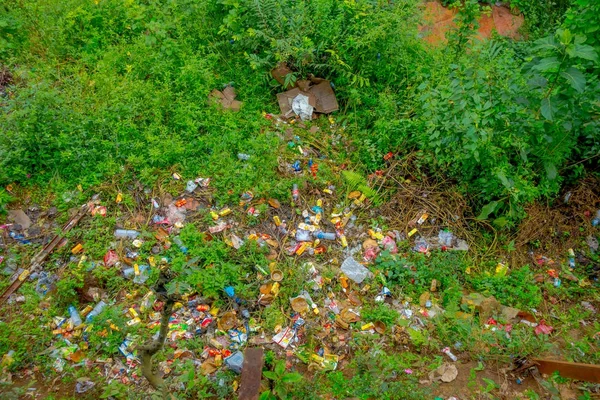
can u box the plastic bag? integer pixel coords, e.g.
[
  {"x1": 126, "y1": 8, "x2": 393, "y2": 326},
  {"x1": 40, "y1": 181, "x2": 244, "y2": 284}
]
[
  {"x1": 292, "y1": 94, "x2": 314, "y2": 121},
  {"x1": 341, "y1": 256, "x2": 371, "y2": 283}
]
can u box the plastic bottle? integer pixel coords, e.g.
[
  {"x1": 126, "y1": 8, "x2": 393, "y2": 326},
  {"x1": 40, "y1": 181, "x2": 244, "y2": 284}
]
[
  {"x1": 86, "y1": 301, "x2": 107, "y2": 322},
  {"x1": 35, "y1": 271, "x2": 56, "y2": 296},
  {"x1": 295, "y1": 229, "x2": 311, "y2": 242},
  {"x1": 123, "y1": 265, "x2": 150, "y2": 284},
  {"x1": 9, "y1": 232, "x2": 31, "y2": 244},
  {"x1": 292, "y1": 184, "x2": 299, "y2": 202},
  {"x1": 114, "y1": 229, "x2": 140, "y2": 239},
  {"x1": 172, "y1": 236, "x2": 188, "y2": 254},
  {"x1": 568, "y1": 248, "x2": 575, "y2": 269},
  {"x1": 592, "y1": 210, "x2": 600, "y2": 227},
  {"x1": 314, "y1": 231, "x2": 336, "y2": 241},
  {"x1": 237, "y1": 153, "x2": 250, "y2": 161},
  {"x1": 442, "y1": 347, "x2": 457, "y2": 361},
  {"x1": 68, "y1": 305, "x2": 83, "y2": 327}
]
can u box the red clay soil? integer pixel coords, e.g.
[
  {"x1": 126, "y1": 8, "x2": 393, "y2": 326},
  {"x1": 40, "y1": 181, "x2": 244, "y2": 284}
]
[{"x1": 420, "y1": 1, "x2": 524, "y2": 45}]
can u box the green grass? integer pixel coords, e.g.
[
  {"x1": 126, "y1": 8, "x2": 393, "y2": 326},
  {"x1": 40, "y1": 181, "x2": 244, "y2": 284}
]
[{"x1": 1, "y1": 0, "x2": 599, "y2": 398}]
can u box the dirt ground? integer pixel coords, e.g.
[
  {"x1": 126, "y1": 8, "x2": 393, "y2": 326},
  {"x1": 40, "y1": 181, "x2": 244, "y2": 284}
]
[{"x1": 419, "y1": 1, "x2": 524, "y2": 45}]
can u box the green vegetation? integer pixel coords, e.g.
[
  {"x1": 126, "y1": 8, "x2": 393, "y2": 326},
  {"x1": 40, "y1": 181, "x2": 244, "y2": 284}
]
[
  {"x1": 1, "y1": 0, "x2": 598, "y2": 220},
  {"x1": 1, "y1": 0, "x2": 599, "y2": 398}
]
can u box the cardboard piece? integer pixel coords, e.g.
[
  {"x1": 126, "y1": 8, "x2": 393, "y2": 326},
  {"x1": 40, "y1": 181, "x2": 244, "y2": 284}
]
[
  {"x1": 276, "y1": 80, "x2": 338, "y2": 118},
  {"x1": 209, "y1": 86, "x2": 242, "y2": 111},
  {"x1": 8, "y1": 209, "x2": 31, "y2": 229},
  {"x1": 271, "y1": 63, "x2": 294, "y2": 86},
  {"x1": 310, "y1": 81, "x2": 339, "y2": 114}
]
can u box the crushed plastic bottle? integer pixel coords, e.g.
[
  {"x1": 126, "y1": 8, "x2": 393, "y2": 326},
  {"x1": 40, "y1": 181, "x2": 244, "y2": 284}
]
[
  {"x1": 295, "y1": 229, "x2": 311, "y2": 242},
  {"x1": 35, "y1": 271, "x2": 57, "y2": 296},
  {"x1": 123, "y1": 264, "x2": 150, "y2": 284},
  {"x1": 237, "y1": 153, "x2": 250, "y2": 161},
  {"x1": 568, "y1": 248, "x2": 575, "y2": 269},
  {"x1": 438, "y1": 230, "x2": 454, "y2": 247},
  {"x1": 314, "y1": 231, "x2": 336, "y2": 241},
  {"x1": 442, "y1": 347, "x2": 457, "y2": 361},
  {"x1": 9, "y1": 231, "x2": 30, "y2": 245},
  {"x1": 86, "y1": 301, "x2": 107, "y2": 322},
  {"x1": 114, "y1": 229, "x2": 140, "y2": 239},
  {"x1": 341, "y1": 256, "x2": 371, "y2": 284}
]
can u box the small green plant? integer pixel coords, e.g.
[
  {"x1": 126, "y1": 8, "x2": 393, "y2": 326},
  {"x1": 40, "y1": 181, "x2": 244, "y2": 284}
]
[
  {"x1": 260, "y1": 360, "x2": 304, "y2": 400},
  {"x1": 361, "y1": 303, "x2": 399, "y2": 326},
  {"x1": 469, "y1": 265, "x2": 542, "y2": 309},
  {"x1": 481, "y1": 377, "x2": 499, "y2": 394},
  {"x1": 100, "y1": 380, "x2": 130, "y2": 399}
]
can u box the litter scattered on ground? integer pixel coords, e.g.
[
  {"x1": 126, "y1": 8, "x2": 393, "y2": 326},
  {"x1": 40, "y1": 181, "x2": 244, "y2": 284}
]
[{"x1": 0, "y1": 105, "x2": 598, "y2": 398}]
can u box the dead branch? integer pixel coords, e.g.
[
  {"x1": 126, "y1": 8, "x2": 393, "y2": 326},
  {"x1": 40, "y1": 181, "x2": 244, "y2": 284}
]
[{"x1": 138, "y1": 269, "x2": 178, "y2": 391}]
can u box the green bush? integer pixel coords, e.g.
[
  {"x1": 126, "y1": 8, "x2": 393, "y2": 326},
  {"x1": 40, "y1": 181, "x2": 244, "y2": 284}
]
[{"x1": 469, "y1": 265, "x2": 542, "y2": 309}]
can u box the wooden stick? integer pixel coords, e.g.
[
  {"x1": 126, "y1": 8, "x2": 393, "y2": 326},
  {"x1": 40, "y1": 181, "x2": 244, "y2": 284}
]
[
  {"x1": 533, "y1": 358, "x2": 600, "y2": 383},
  {"x1": 0, "y1": 201, "x2": 91, "y2": 304}
]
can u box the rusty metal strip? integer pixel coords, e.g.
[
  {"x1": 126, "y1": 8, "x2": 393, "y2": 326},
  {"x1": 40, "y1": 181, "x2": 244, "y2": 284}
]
[
  {"x1": 0, "y1": 201, "x2": 90, "y2": 304},
  {"x1": 238, "y1": 348, "x2": 264, "y2": 400},
  {"x1": 533, "y1": 358, "x2": 600, "y2": 383}
]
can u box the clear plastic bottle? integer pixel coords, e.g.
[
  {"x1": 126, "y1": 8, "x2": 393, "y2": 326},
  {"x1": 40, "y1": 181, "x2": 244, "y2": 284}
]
[
  {"x1": 114, "y1": 229, "x2": 140, "y2": 239},
  {"x1": 237, "y1": 153, "x2": 250, "y2": 161},
  {"x1": 86, "y1": 301, "x2": 107, "y2": 322},
  {"x1": 68, "y1": 305, "x2": 83, "y2": 327},
  {"x1": 568, "y1": 248, "x2": 575, "y2": 269},
  {"x1": 314, "y1": 231, "x2": 336, "y2": 240}
]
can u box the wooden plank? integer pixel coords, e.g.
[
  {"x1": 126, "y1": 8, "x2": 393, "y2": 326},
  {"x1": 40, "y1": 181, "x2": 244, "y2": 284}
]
[
  {"x1": 0, "y1": 201, "x2": 90, "y2": 304},
  {"x1": 533, "y1": 358, "x2": 600, "y2": 383},
  {"x1": 238, "y1": 348, "x2": 264, "y2": 400}
]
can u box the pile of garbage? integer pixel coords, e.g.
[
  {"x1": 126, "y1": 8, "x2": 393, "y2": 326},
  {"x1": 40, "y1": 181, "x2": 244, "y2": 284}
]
[{"x1": 1, "y1": 105, "x2": 599, "y2": 396}]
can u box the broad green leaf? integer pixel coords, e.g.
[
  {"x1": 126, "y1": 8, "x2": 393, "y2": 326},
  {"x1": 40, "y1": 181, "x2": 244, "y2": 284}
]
[
  {"x1": 259, "y1": 391, "x2": 276, "y2": 400},
  {"x1": 566, "y1": 44, "x2": 598, "y2": 61},
  {"x1": 558, "y1": 29, "x2": 573, "y2": 45},
  {"x1": 544, "y1": 162, "x2": 557, "y2": 180},
  {"x1": 262, "y1": 371, "x2": 277, "y2": 380},
  {"x1": 532, "y1": 57, "x2": 560, "y2": 72},
  {"x1": 281, "y1": 373, "x2": 303, "y2": 383},
  {"x1": 532, "y1": 35, "x2": 557, "y2": 51},
  {"x1": 497, "y1": 171, "x2": 512, "y2": 189},
  {"x1": 560, "y1": 67, "x2": 586, "y2": 93},
  {"x1": 541, "y1": 97, "x2": 556, "y2": 121},
  {"x1": 477, "y1": 201, "x2": 498, "y2": 220},
  {"x1": 274, "y1": 361, "x2": 285, "y2": 376},
  {"x1": 519, "y1": 148, "x2": 528, "y2": 162},
  {"x1": 493, "y1": 217, "x2": 508, "y2": 228},
  {"x1": 527, "y1": 75, "x2": 547, "y2": 89}
]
